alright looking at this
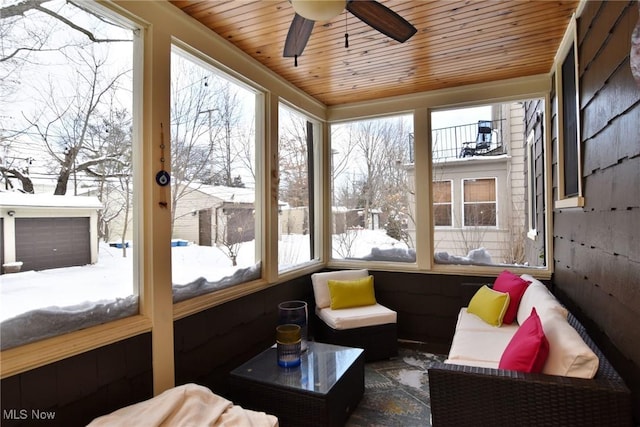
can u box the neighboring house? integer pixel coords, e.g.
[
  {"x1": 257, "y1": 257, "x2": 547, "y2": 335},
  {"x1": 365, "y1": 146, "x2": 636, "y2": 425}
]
[
  {"x1": 173, "y1": 184, "x2": 256, "y2": 246},
  {"x1": 405, "y1": 103, "x2": 529, "y2": 265},
  {"x1": 0, "y1": 192, "x2": 102, "y2": 273}
]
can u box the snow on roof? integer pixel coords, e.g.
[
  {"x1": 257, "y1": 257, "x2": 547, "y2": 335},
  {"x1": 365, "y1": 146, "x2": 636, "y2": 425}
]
[
  {"x1": 0, "y1": 192, "x2": 103, "y2": 209},
  {"x1": 189, "y1": 183, "x2": 288, "y2": 206},
  {"x1": 190, "y1": 183, "x2": 256, "y2": 203}
]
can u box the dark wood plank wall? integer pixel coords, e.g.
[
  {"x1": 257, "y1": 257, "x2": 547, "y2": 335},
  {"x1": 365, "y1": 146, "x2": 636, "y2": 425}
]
[
  {"x1": 0, "y1": 334, "x2": 153, "y2": 427},
  {"x1": 173, "y1": 271, "x2": 488, "y2": 395},
  {"x1": 0, "y1": 271, "x2": 481, "y2": 426},
  {"x1": 551, "y1": 0, "x2": 640, "y2": 421},
  {"x1": 174, "y1": 274, "x2": 315, "y2": 394}
]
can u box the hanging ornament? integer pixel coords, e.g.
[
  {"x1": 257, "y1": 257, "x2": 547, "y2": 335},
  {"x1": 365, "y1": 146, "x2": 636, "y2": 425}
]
[{"x1": 344, "y1": 11, "x2": 349, "y2": 49}]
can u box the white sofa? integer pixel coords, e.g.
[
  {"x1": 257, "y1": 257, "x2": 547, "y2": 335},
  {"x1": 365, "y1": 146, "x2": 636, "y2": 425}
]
[
  {"x1": 428, "y1": 274, "x2": 632, "y2": 426},
  {"x1": 445, "y1": 274, "x2": 599, "y2": 378}
]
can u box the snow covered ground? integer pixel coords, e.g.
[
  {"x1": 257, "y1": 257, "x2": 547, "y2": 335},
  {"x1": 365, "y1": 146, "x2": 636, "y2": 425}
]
[
  {"x1": 0, "y1": 229, "x2": 409, "y2": 322},
  {"x1": 2, "y1": 229, "x2": 497, "y2": 350}
]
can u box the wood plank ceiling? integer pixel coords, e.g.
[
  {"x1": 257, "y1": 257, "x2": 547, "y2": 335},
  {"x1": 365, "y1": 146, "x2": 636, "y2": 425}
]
[{"x1": 169, "y1": 0, "x2": 579, "y2": 106}]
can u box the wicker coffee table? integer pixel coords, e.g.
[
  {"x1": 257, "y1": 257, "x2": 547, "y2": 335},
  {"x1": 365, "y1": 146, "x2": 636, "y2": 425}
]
[{"x1": 229, "y1": 341, "x2": 364, "y2": 427}]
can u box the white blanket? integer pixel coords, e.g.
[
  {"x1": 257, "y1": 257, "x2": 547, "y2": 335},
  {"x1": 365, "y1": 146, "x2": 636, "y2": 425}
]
[{"x1": 87, "y1": 383, "x2": 278, "y2": 427}]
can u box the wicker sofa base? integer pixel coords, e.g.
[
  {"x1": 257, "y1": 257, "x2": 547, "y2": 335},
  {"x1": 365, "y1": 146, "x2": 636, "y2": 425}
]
[
  {"x1": 428, "y1": 312, "x2": 632, "y2": 427},
  {"x1": 314, "y1": 317, "x2": 397, "y2": 361}
]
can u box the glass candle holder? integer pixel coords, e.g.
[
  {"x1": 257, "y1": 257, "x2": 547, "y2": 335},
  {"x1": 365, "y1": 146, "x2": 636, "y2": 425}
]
[
  {"x1": 276, "y1": 324, "x2": 301, "y2": 368},
  {"x1": 278, "y1": 300, "x2": 308, "y2": 351}
]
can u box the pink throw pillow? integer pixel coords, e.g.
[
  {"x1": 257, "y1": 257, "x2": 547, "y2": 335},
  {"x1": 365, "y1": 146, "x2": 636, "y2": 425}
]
[
  {"x1": 493, "y1": 270, "x2": 530, "y2": 324},
  {"x1": 499, "y1": 308, "x2": 549, "y2": 373}
]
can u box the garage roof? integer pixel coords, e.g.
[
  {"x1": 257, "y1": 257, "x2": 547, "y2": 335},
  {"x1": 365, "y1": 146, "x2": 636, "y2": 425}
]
[{"x1": 0, "y1": 192, "x2": 102, "y2": 209}]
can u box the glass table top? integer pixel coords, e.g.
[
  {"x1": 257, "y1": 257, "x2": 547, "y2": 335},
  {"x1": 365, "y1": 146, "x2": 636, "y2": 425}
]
[{"x1": 230, "y1": 341, "x2": 364, "y2": 395}]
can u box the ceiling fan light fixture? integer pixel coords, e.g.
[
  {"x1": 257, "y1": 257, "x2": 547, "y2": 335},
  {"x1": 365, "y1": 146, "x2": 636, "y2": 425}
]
[{"x1": 291, "y1": 0, "x2": 346, "y2": 22}]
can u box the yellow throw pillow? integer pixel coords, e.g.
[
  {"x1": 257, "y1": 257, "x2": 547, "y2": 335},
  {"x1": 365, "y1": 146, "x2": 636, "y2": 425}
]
[
  {"x1": 327, "y1": 275, "x2": 377, "y2": 310},
  {"x1": 467, "y1": 285, "x2": 511, "y2": 327}
]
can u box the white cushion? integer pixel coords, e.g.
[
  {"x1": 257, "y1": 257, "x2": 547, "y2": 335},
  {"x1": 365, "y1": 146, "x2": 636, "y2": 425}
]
[
  {"x1": 316, "y1": 303, "x2": 396, "y2": 330},
  {"x1": 446, "y1": 328, "x2": 515, "y2": 366},
  {"x1": 540, "y1": 311, "x2": 599, "y2": 378},
  {"x1": 517, "y1": 274, "x2": 568, "y2": 325},
  {"x1": 456, "y1": 308, "x2": 519, "y2": 335},
  {"x1": 311, "y1": 269, "x2": 369, "y2": 309},
  {"x1": 446, "y1": 311, "x2": 518, "y2": 367}
]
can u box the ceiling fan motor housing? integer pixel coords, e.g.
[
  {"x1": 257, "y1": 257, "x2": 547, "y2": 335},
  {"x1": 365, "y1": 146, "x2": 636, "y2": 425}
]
[{"x1": 291, "y1": 0, "x2": 346, "y2": 22}]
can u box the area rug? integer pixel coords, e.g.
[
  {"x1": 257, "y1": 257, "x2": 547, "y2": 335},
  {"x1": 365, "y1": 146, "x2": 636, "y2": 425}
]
[{"x1": 346, "y1": 347, "x2": 447, "y2": 427}]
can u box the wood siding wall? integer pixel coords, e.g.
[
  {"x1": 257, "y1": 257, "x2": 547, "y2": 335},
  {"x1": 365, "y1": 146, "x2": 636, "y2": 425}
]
[
  {"x1": 551, "y1": 1, "x2": 640, "y2": 421},
  {"x1": 0, "y1": 334, "x2": 152, "y2": 427}
]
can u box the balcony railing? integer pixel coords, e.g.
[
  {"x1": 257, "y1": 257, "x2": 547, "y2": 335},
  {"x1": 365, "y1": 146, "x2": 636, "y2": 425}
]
[{"x1": 431, "y1": 118, "x2": 506, "y2": 161}]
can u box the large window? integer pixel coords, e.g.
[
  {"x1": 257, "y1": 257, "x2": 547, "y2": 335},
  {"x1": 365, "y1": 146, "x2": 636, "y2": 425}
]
[
  {"x1": 330, "y1": 115, "x2": 415, "y2": 263},
  {"x1": 555, "y1": 15, "x2": 583, "y2": 208},
  {"x1": 0, "y1": 0, "x2": 138, "y2": 349},
  {"x1": 170, "y1": 47, "x2": 259, "y2": 302},
  {"x1": 278, "y1": 104, "x2": 318, "y2": 271},
  {"x1": 430, "y1": 101, "x2": 546, "y2": 267}
]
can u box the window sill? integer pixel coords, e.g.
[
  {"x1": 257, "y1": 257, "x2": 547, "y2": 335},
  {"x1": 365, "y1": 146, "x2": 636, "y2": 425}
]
[
  {"x1": 554, "y1": 196, "x2": 584, "y2": 209},
  {"x1": 0, "y1": 315, "x2": 152, "y2": 379}
]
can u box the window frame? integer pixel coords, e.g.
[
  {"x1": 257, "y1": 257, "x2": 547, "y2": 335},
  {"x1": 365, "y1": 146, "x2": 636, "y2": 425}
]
[
  {"x1": 554, "y1": 15, "x2": 584, "y2": 209},
  {"x1": 277, "y1": 101, "x2": 323, "y2": 274},
  {"x1": 526, "y1": 129, "x2": 539, "y2": 239},
  {"x1": 433, "y1": 179, "x2": 453, "y2": 228},
  {"x1": 0, "y1": 0, "x2": 150, "y2": 378},
  {"x1": 327, "y1": 113, "x2": 416, "y2": 265},
  {"x1": 168, "y1": 43, "x2": 264, "y2": 306},
  {"x1": 461, "y1": 177, "x2": 498, "y2": 228}
]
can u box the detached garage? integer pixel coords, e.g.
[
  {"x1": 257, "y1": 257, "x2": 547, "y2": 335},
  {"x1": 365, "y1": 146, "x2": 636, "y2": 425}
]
[{"x1": 0, "y1": 193, "x2": 102, "y2": 274}]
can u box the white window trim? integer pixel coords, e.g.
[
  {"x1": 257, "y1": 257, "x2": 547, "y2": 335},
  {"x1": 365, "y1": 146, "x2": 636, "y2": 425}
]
[
  {"x1": 526, "y1": 129, "x2": 539, "y2": 239},
  {"x1": 554, "y1": 14, "x2": 584, "y2": 209},
  {"x1": 277, "y1": 102, "x2": 323, "y2": 273}
]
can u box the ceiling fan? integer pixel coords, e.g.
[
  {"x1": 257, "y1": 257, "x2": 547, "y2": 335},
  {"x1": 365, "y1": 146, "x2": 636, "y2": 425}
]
[{"x1": 284, "y1": 0, "x2": 417, "y2": 64}]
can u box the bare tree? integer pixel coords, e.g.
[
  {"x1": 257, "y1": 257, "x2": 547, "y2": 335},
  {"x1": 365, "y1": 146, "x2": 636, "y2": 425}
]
[
  {"x1": 216, "y1": 208, "x2": 253, "y2": 266},
  {"x1": 342, "y1": 117, "x2": 412, "y2": 233},
  {"x1": 279, "y1": 111, "x2": 309, "y2": 209},
  {"x1": 1, "y1": 0, "x2": 133, "y2": 196},
  {"x1": 170, "y1": 55, "x2": 221, "y2": 229},
  {"x1": 170, "y1": 55, "x2": 250, "y2": 234},
  {"x1": 86, "y1": 106, "x2": 133, "y2": 253},
  {"x1": 1, "y1": 0, "x2": 131, "y2": 109},
  {"x1": 23, "y1": 52, "x2": 130, "y2": 195},
  {"x1": 211, "y1": 81, "x2": 244, "y2": 187},
  {"x1": 0, "y1": 153, "x2": 35, "y2": 193}
]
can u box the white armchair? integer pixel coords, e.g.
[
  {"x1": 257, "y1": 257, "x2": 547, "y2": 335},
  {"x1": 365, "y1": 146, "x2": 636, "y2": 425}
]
[{"x1": 311, "y1": 269, "x2": 397, "y2": 361}]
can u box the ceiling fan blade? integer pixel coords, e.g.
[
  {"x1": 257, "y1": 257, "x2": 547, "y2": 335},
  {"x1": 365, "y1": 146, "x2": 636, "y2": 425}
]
[
  {"x1": 284, "y1": 13, "x2": 315, "y2": 57},
  {"x1": 346, "y1": 0, "x2": 417, "y2": 43}
]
